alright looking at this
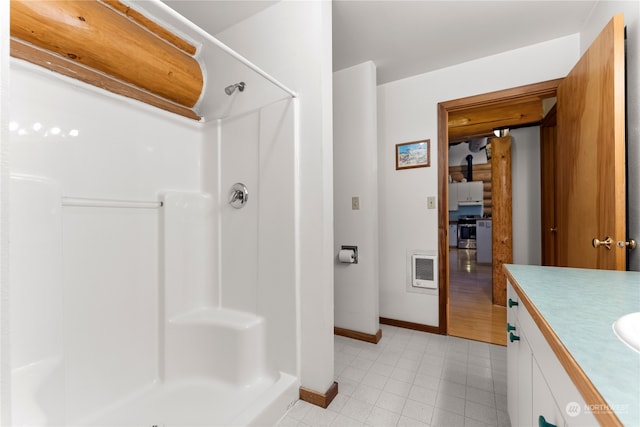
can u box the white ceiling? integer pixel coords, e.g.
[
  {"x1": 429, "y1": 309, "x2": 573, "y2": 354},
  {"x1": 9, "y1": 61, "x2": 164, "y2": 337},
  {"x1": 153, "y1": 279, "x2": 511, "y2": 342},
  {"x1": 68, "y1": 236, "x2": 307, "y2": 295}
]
[
  {"x1": 161, "y1": 1, "x2": 278, "y2": 34},
  {"x1": 162, "y1": 0, "x2": 598, "y2": 84}
]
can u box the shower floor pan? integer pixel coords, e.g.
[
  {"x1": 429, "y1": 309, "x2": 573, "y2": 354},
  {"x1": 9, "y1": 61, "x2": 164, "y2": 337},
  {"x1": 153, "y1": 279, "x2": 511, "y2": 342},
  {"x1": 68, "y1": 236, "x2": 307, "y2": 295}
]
[{"x1": 80, "y1": 373, "x2": 298, "y2": 427}]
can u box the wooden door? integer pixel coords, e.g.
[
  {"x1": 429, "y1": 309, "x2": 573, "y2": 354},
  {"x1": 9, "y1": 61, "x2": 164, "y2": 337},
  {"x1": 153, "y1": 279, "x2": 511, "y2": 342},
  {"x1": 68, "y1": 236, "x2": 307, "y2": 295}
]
[{"x1": 556, "y1": 14, "x2": 626, "y2": 269}]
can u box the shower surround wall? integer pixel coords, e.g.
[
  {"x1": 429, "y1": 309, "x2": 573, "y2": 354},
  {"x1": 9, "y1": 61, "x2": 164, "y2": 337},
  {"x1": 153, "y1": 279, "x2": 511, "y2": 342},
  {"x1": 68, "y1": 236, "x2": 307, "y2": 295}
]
[
  {"x1": 212, "y1": 100, "x2": 298, "y2": 378},
  {"x1": 8, "y1": 39, "x2": 298, "y2": 427},
  {"x1": 10, "y1": 61, "x2": 198, "y2": 424}
]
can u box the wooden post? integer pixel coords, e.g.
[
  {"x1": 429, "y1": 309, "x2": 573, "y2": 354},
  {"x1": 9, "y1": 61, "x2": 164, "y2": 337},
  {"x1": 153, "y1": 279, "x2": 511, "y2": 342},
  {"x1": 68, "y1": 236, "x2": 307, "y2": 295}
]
[{"x1": 490, "y1": 136, "x2": 512, "y2": 306}]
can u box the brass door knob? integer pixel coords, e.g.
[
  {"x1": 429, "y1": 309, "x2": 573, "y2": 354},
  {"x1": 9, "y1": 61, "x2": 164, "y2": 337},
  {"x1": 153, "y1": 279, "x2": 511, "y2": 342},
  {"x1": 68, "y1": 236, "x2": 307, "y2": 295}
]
[{"x1": 592, "y1": 236, "x2": 613, "y2": 250}]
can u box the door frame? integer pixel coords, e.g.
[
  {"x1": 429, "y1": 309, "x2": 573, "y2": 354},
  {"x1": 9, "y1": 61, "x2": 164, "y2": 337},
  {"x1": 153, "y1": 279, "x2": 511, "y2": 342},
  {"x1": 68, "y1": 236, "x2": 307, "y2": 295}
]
[
  {"x1": 540, "y1": 104, "x2": 558, "y2": 266},
  {"x1": 437, "y1": 79, "x2": 561, "y2": 334}
]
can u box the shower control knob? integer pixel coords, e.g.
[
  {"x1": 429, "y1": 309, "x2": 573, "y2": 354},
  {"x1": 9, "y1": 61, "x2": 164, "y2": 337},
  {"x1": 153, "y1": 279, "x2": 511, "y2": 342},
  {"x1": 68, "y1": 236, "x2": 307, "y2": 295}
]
[{"x1": 229, "y1": 183, "x2": 248, "y2": 209}]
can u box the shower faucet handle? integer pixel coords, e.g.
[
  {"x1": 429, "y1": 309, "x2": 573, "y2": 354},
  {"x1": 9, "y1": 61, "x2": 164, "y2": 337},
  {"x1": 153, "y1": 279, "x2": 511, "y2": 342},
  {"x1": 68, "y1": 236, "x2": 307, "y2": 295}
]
[
  {"x1": 230, "y1": 190, "x2": 244, "y2": 202},
  {"x1": 229, "y1": 183, "x2": 248, "y2": 209}
]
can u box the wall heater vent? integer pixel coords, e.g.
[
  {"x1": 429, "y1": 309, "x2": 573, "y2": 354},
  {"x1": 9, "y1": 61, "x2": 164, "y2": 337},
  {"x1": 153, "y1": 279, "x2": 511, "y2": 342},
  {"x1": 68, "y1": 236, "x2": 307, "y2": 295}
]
[{"x1": 411, "y1": 254, "x2": 437, "y2": 289}]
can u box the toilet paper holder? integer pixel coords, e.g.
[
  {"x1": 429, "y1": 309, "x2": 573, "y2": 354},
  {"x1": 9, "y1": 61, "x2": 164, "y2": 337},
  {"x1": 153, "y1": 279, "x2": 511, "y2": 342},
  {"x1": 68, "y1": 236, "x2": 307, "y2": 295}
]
[{"x1": 340, "y1": 245, "x2": 358, "y2": 264}]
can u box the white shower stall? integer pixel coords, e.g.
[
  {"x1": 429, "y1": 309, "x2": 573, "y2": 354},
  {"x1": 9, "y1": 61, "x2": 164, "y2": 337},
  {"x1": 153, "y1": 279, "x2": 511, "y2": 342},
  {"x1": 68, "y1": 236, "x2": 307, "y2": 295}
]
[{"x1": 7, "y1": 2, "x2": 299, "y2": 425}]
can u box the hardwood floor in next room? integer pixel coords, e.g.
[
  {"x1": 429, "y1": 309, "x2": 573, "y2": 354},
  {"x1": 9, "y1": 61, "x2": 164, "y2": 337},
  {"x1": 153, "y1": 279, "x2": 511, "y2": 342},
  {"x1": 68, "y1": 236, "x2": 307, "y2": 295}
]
[{"x1": 448, "y1": 248, "x2": 507, "y2": 346}]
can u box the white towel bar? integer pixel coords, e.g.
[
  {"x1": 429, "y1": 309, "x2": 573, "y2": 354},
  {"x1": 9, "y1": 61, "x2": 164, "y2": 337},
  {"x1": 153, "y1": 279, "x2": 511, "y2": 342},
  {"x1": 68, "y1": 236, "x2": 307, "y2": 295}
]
[{"x1": 62, "y1": 197, "x2": 163, "y2": 209}]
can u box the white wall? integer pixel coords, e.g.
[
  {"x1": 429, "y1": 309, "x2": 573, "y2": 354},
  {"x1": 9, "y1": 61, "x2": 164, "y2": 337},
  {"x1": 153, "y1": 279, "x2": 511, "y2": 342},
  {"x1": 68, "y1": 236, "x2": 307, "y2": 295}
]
[
  {"x1": 333, "y1": 62, "x2": 379, "y2": 336},
  {"x1": 217, "y1": 1, "x2": 335, "y2": 394},
  {"x1": 0, "y1": 0, "x2": 9, "y2": 422},
  {"x1": 580, "y1": 2, "x2": 640, "y2": 271},
  {"x1": 377, "y1": 34, "x2": 580, "y2": 326},
  {"x1": 511, "y1": 127, "x2": 542, "y2": 266}
]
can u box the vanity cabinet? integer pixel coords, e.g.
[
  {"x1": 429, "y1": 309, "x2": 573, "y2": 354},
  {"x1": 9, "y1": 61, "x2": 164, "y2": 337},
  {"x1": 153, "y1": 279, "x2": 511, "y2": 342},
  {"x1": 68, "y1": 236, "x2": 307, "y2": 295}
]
[{"x1": 507, "y1": 281, "x2": 598, "y2": 427}]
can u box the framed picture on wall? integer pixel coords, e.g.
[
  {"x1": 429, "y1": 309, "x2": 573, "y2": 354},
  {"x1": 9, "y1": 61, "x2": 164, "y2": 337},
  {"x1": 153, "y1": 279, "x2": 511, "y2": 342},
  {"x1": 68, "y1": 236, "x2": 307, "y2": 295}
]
[{"x1": 396, "y1": 139, "x2": 430, "y2": 170}]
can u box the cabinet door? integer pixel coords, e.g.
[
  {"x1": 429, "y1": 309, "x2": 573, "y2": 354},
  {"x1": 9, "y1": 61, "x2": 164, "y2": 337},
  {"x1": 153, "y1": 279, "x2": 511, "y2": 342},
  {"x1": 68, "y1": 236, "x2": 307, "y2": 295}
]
[
  {"x1": 507, "y1": 282, "x2": 517, "y2": 422},
  {"x1": 469, "y1": 181, "x2": 483, "y2": 203},
  {"x1": 457, "y1": 181, "x2": 483, "y2": 203},
  {"x1": 507, "y1": 282, "x2": 532, "y2": 427},
  {"x1": 532, "y1": 359, "x2": 567, "y2": 427},
  {"x1": 507, "y1": 283, "x2": 518, "y2": 422},
  {"x1": 457, "y1": 182, "x2": 469, "y2": 202},
  {"x1": 449, "y1": 183, "x2": 459, "y2": 210},
  {"x1": 507, "y1": 318, "x2": 519, "y2": 424},
  {"x1": 517, "y1": 329, "x2": 533, "y2": 427},
  {"x1": 506, "y1": 318, "x2": 534, "y2": 426}
]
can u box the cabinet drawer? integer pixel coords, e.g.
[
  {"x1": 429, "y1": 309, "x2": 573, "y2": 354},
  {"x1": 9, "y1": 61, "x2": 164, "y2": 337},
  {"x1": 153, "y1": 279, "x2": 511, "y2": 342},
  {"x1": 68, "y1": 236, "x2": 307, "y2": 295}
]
[{"x1": 533, "y1": 358, "x2": 567, "y2": 427}]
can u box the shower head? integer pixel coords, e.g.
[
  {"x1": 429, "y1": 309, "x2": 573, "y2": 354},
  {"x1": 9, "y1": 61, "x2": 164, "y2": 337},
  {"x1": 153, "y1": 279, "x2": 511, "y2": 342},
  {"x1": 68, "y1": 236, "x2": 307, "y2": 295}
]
[{"x1": 224, "y1": 82, "x2": 246, "y2": 96}]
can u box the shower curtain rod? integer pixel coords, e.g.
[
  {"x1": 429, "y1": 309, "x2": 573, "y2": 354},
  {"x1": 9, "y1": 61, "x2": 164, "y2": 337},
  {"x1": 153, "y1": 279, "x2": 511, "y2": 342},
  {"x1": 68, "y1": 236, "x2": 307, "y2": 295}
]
[{"x1": 62, "y1": 197, "x2": 163, "y2": 209}]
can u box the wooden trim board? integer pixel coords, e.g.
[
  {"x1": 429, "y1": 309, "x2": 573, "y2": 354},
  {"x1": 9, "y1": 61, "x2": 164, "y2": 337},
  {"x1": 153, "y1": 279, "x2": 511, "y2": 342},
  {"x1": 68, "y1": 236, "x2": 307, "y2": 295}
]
[
  {"x1": 334, "y1": 327, "x2": 382, "y2": 344},
  {"x1": 442, "y1": 79, "x2": 562, "y2": 112},
  {"x1": 437, "y1": 102, "x2": 450, "y2": 335},
  {"x1": 299, "y1": 382, "x2": 338, "y2": 409},
  {"x1": 380, "y1": 317, "x2": 441, "y2": 335}
]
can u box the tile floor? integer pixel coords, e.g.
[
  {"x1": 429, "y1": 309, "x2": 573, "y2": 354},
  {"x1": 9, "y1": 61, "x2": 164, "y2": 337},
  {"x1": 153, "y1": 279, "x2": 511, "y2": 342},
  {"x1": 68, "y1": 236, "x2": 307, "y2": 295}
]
[{"x1": 278, "y1": 325, "x2": 510, "y2": 427}]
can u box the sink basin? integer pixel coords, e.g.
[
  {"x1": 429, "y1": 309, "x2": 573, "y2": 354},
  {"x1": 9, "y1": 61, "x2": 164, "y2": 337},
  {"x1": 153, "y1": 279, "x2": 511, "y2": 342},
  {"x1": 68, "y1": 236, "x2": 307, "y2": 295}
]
[{"x1": 613, "y1": 312, "x2": 640, "y2": 353}]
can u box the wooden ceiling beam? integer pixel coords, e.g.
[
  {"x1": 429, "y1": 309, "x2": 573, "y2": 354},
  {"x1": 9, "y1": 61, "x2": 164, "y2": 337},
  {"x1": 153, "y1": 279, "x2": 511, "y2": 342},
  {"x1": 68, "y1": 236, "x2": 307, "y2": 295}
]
[
  {"x1": 10, "y1": 0, "x2": 203, "y2": 119},
  {"x1": 448, "y1": 98, "x2": 544, "y2": 142}
]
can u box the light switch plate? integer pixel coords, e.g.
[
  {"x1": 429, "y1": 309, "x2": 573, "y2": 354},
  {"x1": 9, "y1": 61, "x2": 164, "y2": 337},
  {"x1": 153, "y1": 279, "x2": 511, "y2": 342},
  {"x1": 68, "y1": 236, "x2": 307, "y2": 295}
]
[
  {"x1": 427, "y1": 196, "x2": 436, "y2": 209},
  {"x1": 352, "y1": 196, "x2": 360, "y2": 210}
]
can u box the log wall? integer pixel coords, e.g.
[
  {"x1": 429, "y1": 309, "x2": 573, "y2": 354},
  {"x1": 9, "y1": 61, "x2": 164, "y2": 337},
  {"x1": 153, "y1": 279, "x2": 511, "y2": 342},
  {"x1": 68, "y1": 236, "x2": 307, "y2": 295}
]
[{"x1": 10, "y1": 0, "x2": 204, "y2": 120}]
